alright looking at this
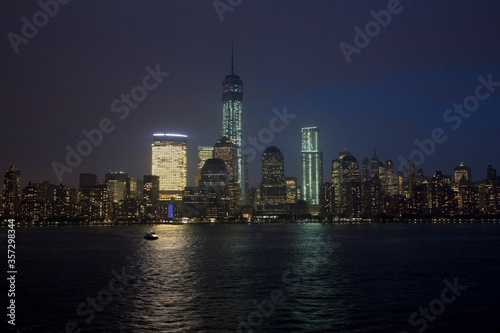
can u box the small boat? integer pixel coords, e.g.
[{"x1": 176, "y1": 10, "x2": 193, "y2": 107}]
[{"x1": 144, "y1": 231, "x2": 158, "y2": 240}]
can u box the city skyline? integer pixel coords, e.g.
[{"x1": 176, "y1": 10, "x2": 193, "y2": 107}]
[
  {"x1": 2, "y1": 1, "x2": 500, "y2": 190},
  {"x1": 3, "y1": 128, "x2": 500, "y2": 191},
  {"x1": 6, "y1": 133, "x2": 500, "y2": 193},
  {"x1": 4, "y1": 149, "x2": 500, "y2": 222}
]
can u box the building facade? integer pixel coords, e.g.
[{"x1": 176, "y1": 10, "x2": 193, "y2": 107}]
[
  {"x1": 213, "y1": 137, "x2": 240, "y2": 214},
  {"x1": 301, "y1": 127, "x2": 323, "y2": 215},
  {"x1": 260, "y1": 146, "x2": 287, "y2": 215},
  {"x1": 151, "y1": 133, "x2": 187, "y2": 200}
]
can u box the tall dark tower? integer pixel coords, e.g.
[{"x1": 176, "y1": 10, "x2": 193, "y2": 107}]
[
  {"x1": 214, "y1": 137, "x2": 240, "y2": 214},
  {"x1": 371, "y1": 150, "x2": 380, "y2": 179},
  {"x1": 222, "y1": 41, "x2": 245, "y2": 203},
  {"x1": 362, "y1": 155, "x2": 370, "y2": 180},
  {"x1": 261, "y1": 146, "x2": 286, "y2": 214}
]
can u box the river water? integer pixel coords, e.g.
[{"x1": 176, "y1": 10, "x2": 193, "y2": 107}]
[{"x1": 3, "y1": 223, "x2": 500, "y2": 332}]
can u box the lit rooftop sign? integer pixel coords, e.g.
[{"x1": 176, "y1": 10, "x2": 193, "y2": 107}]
[{"x1": 153, "y1": 133, "x2": 188, "y2": 137}]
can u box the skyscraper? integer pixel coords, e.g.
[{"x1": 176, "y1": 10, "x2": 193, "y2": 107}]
[
  {"x1": 320, "y1": 182, "x2": 335, "y2": 218},
  {"x1": 214, "y1": 138, "x2": 237, "y2": 183},
  {"x1": 151, "y1": 133, "x2": 187, "y2": 200},
  {"x1": 301, "y1": 127, "x2": 323, "y2": 215},
  {"x1": 285, "y1": 177, "x2": 298, "y2": 204},
  {"x1": 21, "y1": 182, "x2": 47, "y2": 222},
  {"x1": 126, "y1": 176, "x2": 137, "y2": 200},
  {"x1": 407, "y1": 159, "x2": 416, "y2": 198},
  {"x1": 199, "y1": 158, "x2": 230, "y2": 220},
  {"x1": 105, "y1": 171, "x2": 128, "y2": 203},
  {"x1": 332, "y1": 150, "x2": 360, "y2": 217},
  {"x1": 260, "y1": 146, "x2": 286, "y2": 214},
  {"x1": 76, "y1": 184, "x2": 110, "y2": 222},
  {"x1": 407, "y1": 159, "x2": 415, "y2": 178},
  {"x1": 331, "y1": 158, "x2": 342, "y2": 214},
  {"x1": 385, "y1": 160, "x2": 396, "y2": 195},
  {"x1": 143, "y1": 175, "x2": 159, "y2": 220},
  {"x1": 213, "y1": 137, "x2": 240, "y2": 214},
  {"x1": 371, "y1": 150, "x2": 380, "y2": 178},
  {"x1": 2, "y1": 165, "x2": 21, "y2": 219},
  {"x1": 143, "y1": 175, "x2": 159, "y2": 204},
  {"x1": 195, "y1": 146, "x2": 214, "y2": 187},
  {"x1": 53, "y1": 184, "x2": 77, "y2": 219},
  {"x1": 339, "y1": 150, "x2": 360, "y2": 183},
  {"x1": 221, "y1": 42, "x2": 245, "y2": 203},
  {"x1": 362, "y1": 155, "x2": 370, "y2": 180}
]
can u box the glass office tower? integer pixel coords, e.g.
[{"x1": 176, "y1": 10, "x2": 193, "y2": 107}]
[
  {"x1": 152, "y1": 133, "x2": 187, "y2": 200},
  {"x1": 221, "y1": 43, "x2": 245, "y2": 202},
  {"x1": 301, "y1": 127, "x2": 323, "y2": 215}
]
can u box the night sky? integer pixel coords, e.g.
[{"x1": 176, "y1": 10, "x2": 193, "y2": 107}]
[{"x1": 2, "y1": 0, "x2": 500, "y2": 189}]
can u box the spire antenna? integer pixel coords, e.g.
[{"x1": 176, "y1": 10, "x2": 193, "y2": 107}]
[{"x1": 231, "y1": 40, "x2": 234, "y2": 75}]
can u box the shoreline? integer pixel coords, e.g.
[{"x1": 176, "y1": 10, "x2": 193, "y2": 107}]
[{"x1": 1, "y1": 219, "x2": 499, "y2": 228}]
